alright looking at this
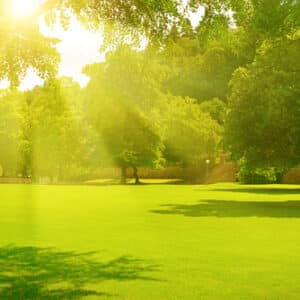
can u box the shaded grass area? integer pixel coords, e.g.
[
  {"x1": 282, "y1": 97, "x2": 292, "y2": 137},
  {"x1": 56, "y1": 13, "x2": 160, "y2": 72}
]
[
  {"x1": 151, "y1": 200, "x2": 300, "y2": 218},
  {"x1": 84, "y1": 178, "x2": 184, "y2": 185},
  {"x1": 209, "y1": 187, "x2": 300, "y2": 195},
  {"x1": 0, "y1": 183, "x2": 300, "y2": 299},
  {"x1": 0, "y1": 246, "x2": 159, "y2": 299}
]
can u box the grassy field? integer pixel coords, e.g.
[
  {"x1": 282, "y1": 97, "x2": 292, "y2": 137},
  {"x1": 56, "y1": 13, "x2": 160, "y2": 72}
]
[{"x1": 0, "y1": 183, "x2": 300, "y2": 299}]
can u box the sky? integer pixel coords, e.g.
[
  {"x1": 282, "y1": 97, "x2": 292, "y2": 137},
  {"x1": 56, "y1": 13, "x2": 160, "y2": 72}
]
[
  {"x1": 40, "y1": 18, "x2": 105, "y2": 88},
  {"x1": 0, "y1": 2, "x2": 204, "y2": 91}
]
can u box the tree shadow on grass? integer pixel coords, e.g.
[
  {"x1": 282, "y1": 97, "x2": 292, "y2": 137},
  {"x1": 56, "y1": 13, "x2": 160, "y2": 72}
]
[
  {"x1": 84, "y1": 179, "x2": 184, "y2": 186},
  {"x1": 0, "y1": 246, "x2": 161, "y2": 299},
  {"x1": 207, "y1": 188, "x2": 300, "y2": 195},
  {"x1": 151, "y1": 200, "x2": 300, "y2": 218}
]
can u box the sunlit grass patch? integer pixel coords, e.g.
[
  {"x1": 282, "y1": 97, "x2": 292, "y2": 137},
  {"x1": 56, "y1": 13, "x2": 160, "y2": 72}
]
[{"x1": 0, "y1": 183, "x2": 300, "y2": 299}]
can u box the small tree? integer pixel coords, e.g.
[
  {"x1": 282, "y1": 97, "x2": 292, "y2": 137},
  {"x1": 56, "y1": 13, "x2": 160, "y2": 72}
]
[{"x1": 102, "y1": 106, "x2": 164, "y2": 184}]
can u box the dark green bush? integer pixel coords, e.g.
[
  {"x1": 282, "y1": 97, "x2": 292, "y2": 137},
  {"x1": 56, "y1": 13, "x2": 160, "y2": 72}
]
[{"x1": 237, "y1": 158, "x2": 283, "y2": 184}]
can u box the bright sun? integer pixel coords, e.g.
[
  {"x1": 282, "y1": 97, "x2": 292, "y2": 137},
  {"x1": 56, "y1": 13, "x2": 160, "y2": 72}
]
[{"x1": 10, "y1": 0, "x2": 39, "y2": 18}]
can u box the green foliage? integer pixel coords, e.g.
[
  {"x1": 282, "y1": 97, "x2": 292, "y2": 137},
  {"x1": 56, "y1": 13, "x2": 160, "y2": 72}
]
[
  {"x1": 83, "y1": 46, "x2": 222, "y2": 176},
  {"x1": 196, "y1": 10, "x2": 230, "y2": 50},
  {"x1": 21, "y1": 79, "x2": 86, "y2": 181},
  {"x1": 101, "y1": 107, "x2": 164, "y2": 170},
  {"x1": 160, "y1": 96, "x2": 221, "y2": 167},
  {"x1": 200, "y1": 97, "x2": 226, "y2": 125},
  {"x1": 42, "y1": 0, "x2": 181, "y2": 45},
  {"x1": 82, "y1": 47, "x2": 166, "y2": 175},
  {"x1": 0, "y1": 0, "x2": 181, "y2": 87},
  {"x1": 237, "y1": 157, "x2": 282, "y2": 184},
  {"x1": 225, "y1": 36, "x2": 300, "y2": 170},
  {"x1": 0, "y1": 0, "x2": 299, "y2": 182},
  {"x1": 0, "y1": 90, "x2": 23, "y2": 176},
  {"x1": 0, "y1": 3, "x2": 59, "y2": 87},
  {"x1": 160, "y1": 32, "x2": 239, "y2": 102}
]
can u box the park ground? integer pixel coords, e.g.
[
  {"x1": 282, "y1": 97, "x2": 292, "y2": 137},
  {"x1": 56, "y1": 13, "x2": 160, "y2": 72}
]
[{"x1": 0, "y1": 183, "x2": 300, "y2": 299}]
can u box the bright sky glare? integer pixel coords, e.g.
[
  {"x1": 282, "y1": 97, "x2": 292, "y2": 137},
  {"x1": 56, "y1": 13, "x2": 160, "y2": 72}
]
[
  {"x1": 10, "y1": 0, "x2": 40, "y2": 18},
  {"x1": 0, "y1": 2, "x2": 204, "y2": 91},
  {"x1": 40, "y1": 18, "x2": 105, "y2": 88}
]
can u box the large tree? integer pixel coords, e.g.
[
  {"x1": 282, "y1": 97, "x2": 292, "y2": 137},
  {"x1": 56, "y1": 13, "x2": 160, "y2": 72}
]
[
  {"x1": 83, "y1": 46, "x2": 166, "y2": 183},
  {"x1": 22, "y1": 79, "x2": 84, "y2": 182},
  {"x1": 225, "y1": 35, "x2": 300, "y2": 174}
]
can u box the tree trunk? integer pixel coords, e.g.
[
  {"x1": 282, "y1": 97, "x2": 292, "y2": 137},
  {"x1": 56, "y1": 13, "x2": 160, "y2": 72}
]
[
  {"x1": 120, "y1": 166, "x2": 127, "y2": 184},
  {"x1": 132, "y1": 166, "x2": 140, "y2": 185},
  {"x1": 1, "y1": 167, "x2": 5, "y2": 178}
]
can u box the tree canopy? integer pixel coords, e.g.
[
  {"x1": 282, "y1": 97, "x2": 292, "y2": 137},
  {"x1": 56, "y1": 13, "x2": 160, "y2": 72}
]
[{"x1": 0, "y1": 0, "x2": 299, "y2": 184}]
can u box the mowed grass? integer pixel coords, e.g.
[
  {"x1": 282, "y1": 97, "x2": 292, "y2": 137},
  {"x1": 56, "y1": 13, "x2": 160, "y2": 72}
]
[{"x1": 0, "y1": 183, "x2": 300, "y2": 299}]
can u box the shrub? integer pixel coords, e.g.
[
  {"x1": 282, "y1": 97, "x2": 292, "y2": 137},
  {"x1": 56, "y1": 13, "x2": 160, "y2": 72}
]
[
  {"x1": 282, "y1": 167, "x2": 300, "y2": 184},
  {"x1": 237, "y1": 158, "x2": 282, "y2": 184}
]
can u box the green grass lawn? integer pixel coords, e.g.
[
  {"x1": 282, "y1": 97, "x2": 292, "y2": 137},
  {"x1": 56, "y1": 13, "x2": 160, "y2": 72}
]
[{"x1": 0, "y1": 183, "x2": 300, "y2": 299}]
